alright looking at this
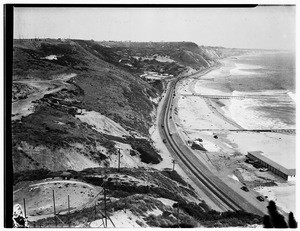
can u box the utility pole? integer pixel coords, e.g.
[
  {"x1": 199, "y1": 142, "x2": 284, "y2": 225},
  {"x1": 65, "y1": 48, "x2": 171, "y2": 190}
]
[
  {"x1": 177, "y1": 203, "x2": 180, "y2": 228},
  {"x1": 172, "y1": 159, "x2": 176, "y2": 171},
  {"x1": 68, "y1": 195, "x2": 71, "y2": 228},
  {"x1": 104, "y1": 186, "x2": 107, "y2": 228},
  {"x1": 52, "y1": 190, "x2": 57, "y2": 227},
  {"x1": 23, "y1": 198, "x2": 27, "y2": 219},
  {"x1": 124, "y1": 200, "x2": 127, "y2": 213},
  {"x1": 118, "y1": 148, "x2": 121, "y2": 172},
  {"x1": 94, "y1": 201, "x2": 97, "y2": 221}
]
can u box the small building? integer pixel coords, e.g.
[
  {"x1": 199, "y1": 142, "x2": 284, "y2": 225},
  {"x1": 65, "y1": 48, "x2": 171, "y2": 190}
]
[{"x1": 247, "y1": 151, "x2": 296, "y2": 181}]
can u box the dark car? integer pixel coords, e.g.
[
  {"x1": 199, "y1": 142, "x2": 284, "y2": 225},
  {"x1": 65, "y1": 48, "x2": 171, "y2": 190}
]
[
  {"x1": 241, "y1": 186, "x2": 249, "y2": 192},
  {"x1": 245, "y1": 159, "x2": 254, "y2": 164},
  {"x1": 253, "y1": 163, "x2": 262, "y2": 168},
  {"x1": 161, "y1": 124, "x2": 164, "y2": 128},
  {"x1": 163, "y1": 139, "x2": 167, "y2": 143},
  {"x1": 256, "y1": 196, "x2": 265, "y2": 201}
]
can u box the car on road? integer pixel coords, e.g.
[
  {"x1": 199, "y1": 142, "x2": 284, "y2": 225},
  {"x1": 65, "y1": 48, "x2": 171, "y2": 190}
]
[
  {"x1": 163, "y1": 139, "x2": 167, "y2": 143},
  {"x1": 161, "y1": 124, "x2": 164, "y2": 128},
  {"x1": 256, "y1": 196, "x2": 265, "y2": 201},
  {"x1": 241, "y1": 186, "x2": 249, "y2": 192}
]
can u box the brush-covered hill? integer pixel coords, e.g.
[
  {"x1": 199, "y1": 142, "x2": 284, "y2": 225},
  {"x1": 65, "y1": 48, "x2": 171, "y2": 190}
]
[
  {"x1": 11, "y1": 39, "x2": 263, "y2": 228},
  {"x1": 12, "y1": 39, "x2": 246, "y2": 173},
  {"x1": 13, "y1": 167, "x2": 262, "y2": 228},
  {"x1": 13, "y1": 39, "x2": 162, "y2": 173}
]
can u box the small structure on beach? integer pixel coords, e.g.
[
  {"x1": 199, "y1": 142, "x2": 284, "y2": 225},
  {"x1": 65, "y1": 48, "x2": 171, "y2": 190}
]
[{"x1": 247, "y1": 151, "x2": 296, "y2": 181}]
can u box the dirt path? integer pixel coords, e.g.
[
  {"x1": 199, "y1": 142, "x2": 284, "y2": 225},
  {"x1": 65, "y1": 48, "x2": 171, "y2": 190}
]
[{"x1": 12, "y1": 73, "x2": 77, "y2": 121}]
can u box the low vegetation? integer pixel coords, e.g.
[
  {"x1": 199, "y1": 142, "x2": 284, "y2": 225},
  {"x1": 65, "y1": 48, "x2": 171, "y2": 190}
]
[{"x1": 12, "y1": 38, "x2": 257, "y2": 227}]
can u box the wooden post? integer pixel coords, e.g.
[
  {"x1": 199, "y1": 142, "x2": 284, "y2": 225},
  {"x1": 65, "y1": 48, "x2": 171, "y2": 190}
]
[
  {"x1": 23, "y1": 198, "x2": 27, "y2": 218},
  {"x1": 94, "y1": 202, "x2": 97, "y2": 221},
  {"x1": 68, "y1": 195, "x2": 71, "y2": 228},
  {"x1": 177, "y1": 203, "x2": 180, "y2": 228},
  {"x1": 172, "y1": 160, "x2": 176, "y2": 171},
  {"x1": 118, "y1": 149, "x2": 121, "y2": 172},
  {"x1": 124, "y1": 200, "x2": 127, "y2": 213},
  {"x1": 52, "y1": 190, "x2": 57, "y2": 227},
  {"x1": 104, "y1": 186, "x2": 107, "y2": 228}
]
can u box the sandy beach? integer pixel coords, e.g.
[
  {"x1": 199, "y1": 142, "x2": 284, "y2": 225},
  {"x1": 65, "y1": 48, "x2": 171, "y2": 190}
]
[{"x1": 173, "y1": 57, "x2": 296, "y2": 215}]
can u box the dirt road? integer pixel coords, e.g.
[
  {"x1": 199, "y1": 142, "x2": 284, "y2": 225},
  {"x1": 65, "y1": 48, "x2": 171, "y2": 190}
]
[{"x1": 12, "y1": 73, "x2": 77, "y2": 121}]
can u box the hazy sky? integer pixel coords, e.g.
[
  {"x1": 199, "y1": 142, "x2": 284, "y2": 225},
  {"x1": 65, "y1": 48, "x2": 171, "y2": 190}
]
[{"x1": 14, "y1": 6, "x2": 295, "y2": 50}]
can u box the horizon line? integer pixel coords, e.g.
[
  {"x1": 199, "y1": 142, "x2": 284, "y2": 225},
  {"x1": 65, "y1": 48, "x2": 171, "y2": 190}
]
[{"x1": 13, "y1": 37, "x2": 294, "y2": 52}]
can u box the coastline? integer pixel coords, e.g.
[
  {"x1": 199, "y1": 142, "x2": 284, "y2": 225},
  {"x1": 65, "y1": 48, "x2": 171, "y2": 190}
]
[{"x1": 174, "y1": 55, "x2": 296, "y2": 215}]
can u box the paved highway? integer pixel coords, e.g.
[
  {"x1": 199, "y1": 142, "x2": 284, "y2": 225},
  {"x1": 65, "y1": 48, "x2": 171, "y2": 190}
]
[{"x1": 158, "y1": 67, "x2": 266, "y2": 215}]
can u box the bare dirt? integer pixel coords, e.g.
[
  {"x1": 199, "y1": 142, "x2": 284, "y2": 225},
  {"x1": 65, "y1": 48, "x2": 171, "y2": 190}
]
[{"x1": 13, "y1": 179, "x2": 101, "y2": 221}]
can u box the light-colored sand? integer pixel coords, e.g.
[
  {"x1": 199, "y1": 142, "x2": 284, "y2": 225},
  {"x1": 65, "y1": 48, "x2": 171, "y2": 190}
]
[
  {"x1": 91, "y1": 210, "x2": 145, "y2": 228},
  {"x1": 13, "y1": 179, "x2": 100, "y2": 221},
  {"x1": 149, "y1": 90, "x2": 176, "y2": 171},
  {"x1": 255, "y1": 182, "x2": 296, "y2": 215},
  {"x1": 173, "y1": 57, "x2": 296, "y2": 214},
  {"x1": 109, "y1": 142, "x2": 146, "y2": 169},
  {"x1": 76, "y1": 110, "x2": 129, "y2": 137},
  {"x1": 226, "y1": 132, "x2": 295, "y2": 169},
  {"x1": 155, "y1": 197, "x2": 176, "y2": 207},
  {"x1": 177, "y1": 96, "x2": 239, "y2": 130},
  {"x1": 42, "y1": 55, "x2": 58, "y2": 60},
  {"x1": 19, "y1": 141, "x2": 100, "y2": 171}
]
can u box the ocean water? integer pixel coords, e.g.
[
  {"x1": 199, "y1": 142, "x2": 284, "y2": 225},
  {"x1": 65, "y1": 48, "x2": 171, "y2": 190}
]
[
  {"x1": 205, "y1": 52, "x2": 296, "y2": 129},
  {"x1": 230, "y1": 52, "x2": 295, "y2": 93}
]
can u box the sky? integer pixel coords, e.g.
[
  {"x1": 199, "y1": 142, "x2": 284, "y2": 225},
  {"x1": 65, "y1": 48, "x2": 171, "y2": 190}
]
[{"x1": 14, "y1": 6, "x2": 295, "y2": 50}]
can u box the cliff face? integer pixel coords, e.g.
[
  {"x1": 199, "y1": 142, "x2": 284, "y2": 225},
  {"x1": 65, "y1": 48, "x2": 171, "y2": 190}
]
[{"x1": 12, "y1": 39, "x2": 245, "y2": 173}]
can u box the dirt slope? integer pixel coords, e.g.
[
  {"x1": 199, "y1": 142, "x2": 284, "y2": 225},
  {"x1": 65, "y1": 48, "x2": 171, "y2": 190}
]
[{"x1": 11, "y1": 39, "x2": 247, "y2": 173}]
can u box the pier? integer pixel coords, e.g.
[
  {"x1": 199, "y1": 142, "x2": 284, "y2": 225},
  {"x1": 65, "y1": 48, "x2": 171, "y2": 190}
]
[{"x1": 181, "y1": 94, "x2": 288, "y2": 100}]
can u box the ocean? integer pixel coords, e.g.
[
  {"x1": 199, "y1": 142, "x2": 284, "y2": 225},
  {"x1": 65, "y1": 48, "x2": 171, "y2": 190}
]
[{"x1": 197, "y1": 52, "x2": 296, "y2": 130}]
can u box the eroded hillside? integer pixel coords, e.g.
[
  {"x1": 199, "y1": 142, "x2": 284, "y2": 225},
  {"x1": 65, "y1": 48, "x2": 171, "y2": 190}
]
[
  {"x1": 11, "y1": 39, "x2": 259, "y2": 227},
  {"x1": 12, "y1": 39, "x2": 245, "y2": 173}
]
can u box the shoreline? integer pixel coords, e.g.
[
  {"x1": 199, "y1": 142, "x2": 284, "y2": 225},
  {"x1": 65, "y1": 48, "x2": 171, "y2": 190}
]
[{"x1": 174, "y1": 56, "x2": 296, "y2": 215}]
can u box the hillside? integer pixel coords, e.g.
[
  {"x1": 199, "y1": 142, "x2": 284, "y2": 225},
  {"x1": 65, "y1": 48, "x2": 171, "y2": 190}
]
[
  {"x1": 12, "y1": 39, "x2": 247, "y2": 173},
  {"x1": 11, "y1": 39, "x2": 261, "y2": 227},
  {"x1": 13, "y1": 167, "x2": 262, "y2": 228}
]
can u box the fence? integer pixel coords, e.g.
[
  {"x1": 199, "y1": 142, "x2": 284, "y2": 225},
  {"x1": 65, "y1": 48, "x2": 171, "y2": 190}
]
[{"x1": 20, "y1": 183, "x2": 116, "y2": 228}]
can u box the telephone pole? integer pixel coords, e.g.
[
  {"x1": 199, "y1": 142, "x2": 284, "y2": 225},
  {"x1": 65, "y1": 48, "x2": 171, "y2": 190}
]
[
  {"x1": 52, "y1": 190, "x2": 57, "y2": 227},
  {"x1": 118, "y1": 148, "x2": 121, "y2": 172},
  {"x1": 94, "y1": 201, "x2": 97, "y2": 221},
  {"x1": 68, "y1": 195, "x2": 71, "y2": 227},
  {"x1": 177, "y1": 203, "x2": 180, "y2": 227},
  {"x1": 23, "y1": 198, "x2": 27, "y2": 218},
  {"x1": 104, "y1": 186, "x2": 107, "y2": 227}
]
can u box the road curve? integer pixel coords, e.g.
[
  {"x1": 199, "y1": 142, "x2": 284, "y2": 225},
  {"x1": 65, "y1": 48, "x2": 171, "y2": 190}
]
[{"x1": 158, "y1": 66, "x2": 265, "y2": 216}]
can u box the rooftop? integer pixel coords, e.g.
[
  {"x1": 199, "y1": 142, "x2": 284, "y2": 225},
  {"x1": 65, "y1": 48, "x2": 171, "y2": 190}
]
[{"x1": 248, "y1": 151, "x2": 296, "y2": 176}]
